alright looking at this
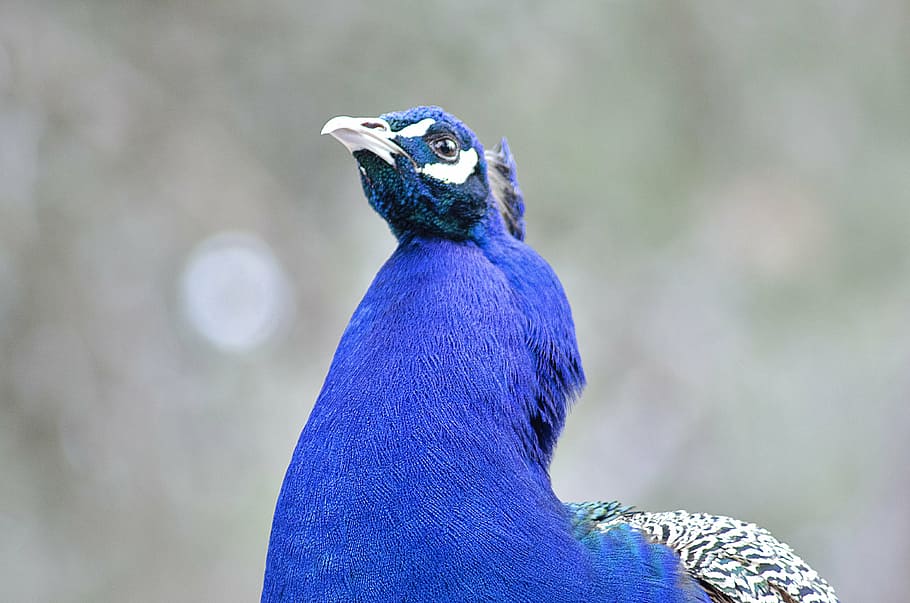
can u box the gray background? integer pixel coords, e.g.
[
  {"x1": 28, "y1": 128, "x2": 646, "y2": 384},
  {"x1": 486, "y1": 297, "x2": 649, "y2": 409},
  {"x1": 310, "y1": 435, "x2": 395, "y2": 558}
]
[{"x1": 2, "y1": 2, "x2": 907, "y2": 601}]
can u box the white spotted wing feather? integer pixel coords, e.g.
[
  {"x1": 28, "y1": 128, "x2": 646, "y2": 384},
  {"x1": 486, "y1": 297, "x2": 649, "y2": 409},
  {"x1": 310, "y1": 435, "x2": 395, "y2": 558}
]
[{"x1": 572, "y1": 503, "x2": 838, "y2": 603}]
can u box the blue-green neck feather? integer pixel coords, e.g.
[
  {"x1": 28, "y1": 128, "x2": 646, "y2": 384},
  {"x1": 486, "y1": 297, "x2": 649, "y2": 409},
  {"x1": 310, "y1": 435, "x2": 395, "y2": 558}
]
[
  {"x1": 263, "y1": 227, "x2": 704, "y2": 601},
  {"x1": 264, "y1": 232, "x2": 588, "y2": 600}
]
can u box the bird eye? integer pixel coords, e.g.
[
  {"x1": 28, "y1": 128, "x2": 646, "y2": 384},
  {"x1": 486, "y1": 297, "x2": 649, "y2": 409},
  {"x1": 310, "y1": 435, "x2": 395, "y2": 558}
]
[{"x1": 429, "y1": 136, "x2": 460, "y2": 161}]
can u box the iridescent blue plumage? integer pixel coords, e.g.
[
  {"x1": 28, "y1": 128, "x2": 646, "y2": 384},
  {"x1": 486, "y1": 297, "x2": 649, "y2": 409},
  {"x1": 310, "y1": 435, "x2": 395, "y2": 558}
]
[{"x1": 262, "y1": 107, "x2": 836, "y2": 603}]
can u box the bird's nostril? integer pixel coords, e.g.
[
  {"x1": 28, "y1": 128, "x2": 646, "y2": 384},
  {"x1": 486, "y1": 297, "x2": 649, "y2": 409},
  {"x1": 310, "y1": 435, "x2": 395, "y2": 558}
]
[{"x1": 362, "y1": 121, "x2": 387, "y2": 131}]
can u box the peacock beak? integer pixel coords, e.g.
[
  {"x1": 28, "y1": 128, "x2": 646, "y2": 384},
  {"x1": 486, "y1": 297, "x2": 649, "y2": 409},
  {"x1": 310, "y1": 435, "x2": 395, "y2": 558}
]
[{"x1": 321, "y1": 116, "x2": 408, "y2": 167}]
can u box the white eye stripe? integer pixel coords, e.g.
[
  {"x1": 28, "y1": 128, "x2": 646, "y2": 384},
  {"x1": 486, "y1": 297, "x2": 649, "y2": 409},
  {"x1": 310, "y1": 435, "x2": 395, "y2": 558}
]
[
  {"x1": 417, "y1": 148, "x2": 479, "y2": 184},
  {"x1": 394, "y1": 118, "x2": 436, "y2": 138}
]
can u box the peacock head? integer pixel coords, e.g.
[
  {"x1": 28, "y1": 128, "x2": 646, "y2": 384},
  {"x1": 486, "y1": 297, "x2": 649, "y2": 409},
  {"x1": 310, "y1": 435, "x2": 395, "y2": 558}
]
[{"x1": 321, "y1": 106, "x2": 497, "y2": 242}]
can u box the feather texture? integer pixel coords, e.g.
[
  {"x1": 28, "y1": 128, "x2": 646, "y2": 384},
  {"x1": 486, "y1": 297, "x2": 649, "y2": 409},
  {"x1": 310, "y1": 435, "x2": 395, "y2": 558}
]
[
  {"x1": 569, "y1": 502, "x2": 838, "y2": 603},
  {"x1": 485, "y1": 138, "x2": 526, "y2": 241}
]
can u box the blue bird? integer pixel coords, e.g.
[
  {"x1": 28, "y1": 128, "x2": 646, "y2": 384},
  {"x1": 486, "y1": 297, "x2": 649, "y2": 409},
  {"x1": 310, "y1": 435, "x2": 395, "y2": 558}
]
[{"x1": 262, "y1": 106, "x2": 838, "y2": 603}]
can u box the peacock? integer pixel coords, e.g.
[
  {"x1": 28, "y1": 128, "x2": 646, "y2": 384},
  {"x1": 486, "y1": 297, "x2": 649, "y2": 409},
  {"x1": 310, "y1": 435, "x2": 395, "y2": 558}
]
[{"x1": 261, "y1": 106, "x2": 839, "y2": 603}]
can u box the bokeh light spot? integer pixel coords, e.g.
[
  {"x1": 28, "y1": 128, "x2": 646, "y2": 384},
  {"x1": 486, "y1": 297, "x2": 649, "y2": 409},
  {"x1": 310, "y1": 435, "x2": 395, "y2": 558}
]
[{"x1": 180, "y1": 231, "x2": 293, "y2": 352}]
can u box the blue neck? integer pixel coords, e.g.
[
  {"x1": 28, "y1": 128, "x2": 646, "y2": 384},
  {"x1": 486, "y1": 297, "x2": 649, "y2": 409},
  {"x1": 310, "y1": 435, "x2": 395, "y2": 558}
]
[
  {"x1": 262, "y1": 229, "x2": 705, "y2": 602},
  {"x1": 263, "y1": 233, "x2": 593, "y2": 600}
]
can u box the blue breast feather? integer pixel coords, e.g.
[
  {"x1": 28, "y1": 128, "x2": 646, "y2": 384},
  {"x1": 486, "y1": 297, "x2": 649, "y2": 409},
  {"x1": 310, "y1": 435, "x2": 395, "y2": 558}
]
[{"x1": 262, "y1": 228, "x2": 708, "y2": 602}]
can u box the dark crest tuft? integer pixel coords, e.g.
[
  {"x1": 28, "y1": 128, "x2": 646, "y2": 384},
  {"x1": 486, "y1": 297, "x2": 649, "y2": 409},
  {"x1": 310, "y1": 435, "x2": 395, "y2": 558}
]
[{"x1": 485, "y1": 138, "x2": 526, "y2": 241}]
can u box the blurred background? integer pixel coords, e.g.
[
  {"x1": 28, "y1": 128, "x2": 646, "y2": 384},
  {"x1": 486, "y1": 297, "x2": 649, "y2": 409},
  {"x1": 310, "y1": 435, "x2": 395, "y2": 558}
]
[{"x1": 2, "y1": 1, "x2": 907, "y2": 600}]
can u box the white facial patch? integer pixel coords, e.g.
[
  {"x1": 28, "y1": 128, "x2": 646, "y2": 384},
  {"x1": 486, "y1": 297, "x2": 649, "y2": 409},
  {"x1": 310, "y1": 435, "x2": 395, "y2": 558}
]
[
  {"x1": 417, "y1": 148, "x2": 479, "y2": 185},
  {"x1": 394, "y1": 118, "x2": 435, "y2": 139}
]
